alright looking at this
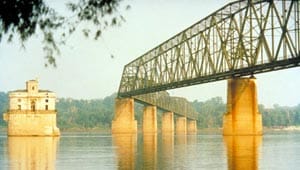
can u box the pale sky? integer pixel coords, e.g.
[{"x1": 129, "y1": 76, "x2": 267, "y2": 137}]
[{"x1": 0, "y1": 0, "x2": 299, "y2": 108}]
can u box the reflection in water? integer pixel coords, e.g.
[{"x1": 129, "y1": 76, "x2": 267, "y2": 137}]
[
  {"x1": 8, "y1": 137, "x2": 59, "y2": 170},
  {"x1": 223, "y1": 136, "x2": 262, "y2": 170},
  {"x1": 142, "y1": 134, "x2": 157, "y2": 169},
  {"x1": 161, "y1": 133, "x2": 174, "y2": 169},
  {"x1": 175, "y1": 134, "x2": 187, "y2": 145},
  {"x1": 174, "y1": 134, "x2": 188, "y2": 169},
  {"x1": 187, "y1": 134, "x2": 197, "y2": 145},
  {"x1": 112, "y1": 134, "x2": 137, "y2": 170}
]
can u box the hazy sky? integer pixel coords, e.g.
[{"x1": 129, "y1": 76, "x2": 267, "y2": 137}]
[{"x1": 0, "y1": 0, "x2": 299, "y2": 107}]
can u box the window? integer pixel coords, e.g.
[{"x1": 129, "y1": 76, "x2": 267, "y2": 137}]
[
  {"x1": 18, "y1": 99, "x2": 21, "y2": 102},
  {"x1": 45, "y1": 105, "x2": 48, "y2": 110},
  {"x1": 45, "y1": 99, "x2": 49, "y2": 103},
  {"x1": 31, "y1": 101, "x2": 36, "y2": 111},
  {"x1": 32, "y1": 86, "x2": 35, "y2": 90},
  {"x1": 18, "y1": 105, "x2": 21, "y2": 110}
]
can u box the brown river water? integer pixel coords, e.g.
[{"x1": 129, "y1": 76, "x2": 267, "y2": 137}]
[{"x1": 0, "y1": 131, "x2": 299, "y2": 169}]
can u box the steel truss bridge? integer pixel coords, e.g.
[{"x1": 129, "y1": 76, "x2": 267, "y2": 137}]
[
  {"x1": 134, "y1": 92, "x2": 198, "y2": 119},
  {"x1": 118, "y1": 0, "x2": 300, "y2": 118}
]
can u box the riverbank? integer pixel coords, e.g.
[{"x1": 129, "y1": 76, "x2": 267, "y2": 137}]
[
  {"x1": 1, "y1": 126, "x2": 300, "y2": 135},
  {"x1": 48, "y1": 126, "x2": 300, "y2": 134}
]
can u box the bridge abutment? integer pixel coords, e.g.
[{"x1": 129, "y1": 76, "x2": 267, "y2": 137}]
[
  {"x1": 223, "y1": 78, "x2": 262, "y2": 136},
  {"x1": 176, "y1": 117, "x2": 187, "y2": 135},
  {"x1": 112, "y1": 98, "x2": 137, "y2": 134},
  {"x1": 162, "y1": 112, "x2": 174, "y2": 134},
  {"x1": 143, "y1": 106, "x2": 157, "y2": 133},
  {"x1": 187, "y1": 120, "x2": 197, "y2": 134}
]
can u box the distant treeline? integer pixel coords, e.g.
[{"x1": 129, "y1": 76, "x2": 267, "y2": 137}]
[
  {"x1": 192, "y1": 97, "x2": 300, "y2": 128},
  {"x1": 0, "y1": 92, "x2": 300, "y2": 129}
]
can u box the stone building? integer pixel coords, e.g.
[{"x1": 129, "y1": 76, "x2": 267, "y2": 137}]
[{"x1": 3, "y1": 79, "x2": 60, "y2": 136}]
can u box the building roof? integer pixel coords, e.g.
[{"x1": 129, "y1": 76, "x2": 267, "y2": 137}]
[
  {"x1": 10, "y1": 89, "x2": 54, "y2": 93},
  {"x1": 10, "y1": 89, "x2": 27, "y2": 92},
  {"x1": 39, "y1": 90, "x2": 53, "y2": 93}
]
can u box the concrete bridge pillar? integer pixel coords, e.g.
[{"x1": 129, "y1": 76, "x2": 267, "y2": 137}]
[
  {"x1": 143, "y1": 105, "x2": 157, "y2": 133},
  {"x1": 162, "y1": 112, "x2": 174, "y2": 134},
  {"x1": 223, "y1": 78, "x2": 262, "y2": 135},
  {"x1": 112, "y1": 98, "x2": 137, "y2": 134},
  {"x1": 176, "y1": 117, "x2": 187, "y2": 135},
  {"x1": 187, "y1": 120, "x2": 197, "y2": 134}
]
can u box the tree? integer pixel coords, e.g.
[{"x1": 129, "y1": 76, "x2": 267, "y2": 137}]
[
  {"x1": 0, "y1": 0, "x2": 129, "y2": 67},
  {"x1": 192, "y1": 97, "x2": 226, "y2": 128},
  {"x1": 0, "y1": 92, "x2": 8, "y2": 127}
]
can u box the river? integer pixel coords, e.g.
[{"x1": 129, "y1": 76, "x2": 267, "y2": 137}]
[{"x1": 0, "y1": 131, "x2": 299, "y2": 169}]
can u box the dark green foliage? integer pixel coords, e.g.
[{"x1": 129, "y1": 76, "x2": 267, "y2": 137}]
[
  {"x1": 0, "y1": 92, "x2": 8, "y2": 126},
  {"x1": 0, "y1": 0, "x2": 128, "y2": 67},
  {"x1": 192, "y1": 97, "x2": 226, "y2": 128},
  {"x1": 261, "y1": 104, "x2": 300, "y2": 127},
  {"x1": 56, "y1": 93, "x2": 117, "y2": 129},
  {"x1": 0, "y1": 0, "x2": 47, "y2": 41}
]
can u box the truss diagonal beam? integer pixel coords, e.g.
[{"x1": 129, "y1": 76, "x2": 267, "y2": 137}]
[
  {"x1": 118, "y1": 0, "x2": 300, "y2": 97},
  {"x1": 134, "y1": 92, "x2": 198, "y2": 120}
]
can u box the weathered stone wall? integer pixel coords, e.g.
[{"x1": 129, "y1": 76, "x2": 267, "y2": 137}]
[{"x1": 5, "y1": 111, "x2": 60, "y2": 136}]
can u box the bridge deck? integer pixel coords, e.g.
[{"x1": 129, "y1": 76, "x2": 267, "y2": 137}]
[
  {"x1": 133, "y1": 91, "x2": 198, "y2": 120},
  {"x1": 118, "y1": 0, "x2": 300, "y2": 97}
]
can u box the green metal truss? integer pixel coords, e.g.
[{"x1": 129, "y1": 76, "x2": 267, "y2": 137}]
[
  {"x1": 134, "y1": 91, "x2": 199, "y2": 120},
  {"x1": 118, "y1": 0, "x2": 300, "y2": 102}
]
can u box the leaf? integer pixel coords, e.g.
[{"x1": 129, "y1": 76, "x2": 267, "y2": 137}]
[
  {"x1": 126, "y1": 5, "x2": 131, "y2": 10},
  {"x1": 82, "y1": 29, "x2": 90, "y2": 37},
  {"x1": 111, "y1": 17, "x2": 117, "y2": 26},
  {"x1": 94, "y1": 30, "x2": 101, "y2": 40}
]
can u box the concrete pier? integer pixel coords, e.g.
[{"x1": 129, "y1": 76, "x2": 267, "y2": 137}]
[
  {"x1": 223, "y1": 78, "x2": 262, "y2": 135},
  {"x1": 176, "y1": 117, "x2": 187, "y2": 135},
  {"x1": 112, "y1": 98, "x2": 137, "y2": 134},
  {"x1": 143, "y1": 106, "x2": 157, "y2": 133},
  {"x1": 187, "y1": 120, "x2": 197, "y2": 134},
  {"x1": 162, "y1": 112, "x2": 174, "y2": 134}
]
